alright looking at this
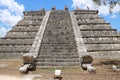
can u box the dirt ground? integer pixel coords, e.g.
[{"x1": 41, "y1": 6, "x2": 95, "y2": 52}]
[{"x1": 0, "y1": 59, "x2": 120, "y2": 80}]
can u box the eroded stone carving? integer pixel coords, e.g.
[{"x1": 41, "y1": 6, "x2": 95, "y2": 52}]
[
  {"x1": 52, "y1": 6, "x2": 56, "y2": 11},
  {"x1": 64, "y1": 6, "x2": 68, "y2": 11}
]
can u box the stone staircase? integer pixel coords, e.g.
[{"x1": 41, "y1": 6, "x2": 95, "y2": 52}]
[
  {"x1": 74, "y1": 10, "x2": 120, "y2": 59},
  {"x1": 36, "y1": 11, "x2": 80, "y2": 67},
  {"x1": 0, "y1": 10, "x2": 46, "y2": 58}
]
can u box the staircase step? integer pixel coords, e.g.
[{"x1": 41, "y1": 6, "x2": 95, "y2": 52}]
[
  {"x1": 37, "y1": 55, "x2": 79, "y2": 58},
  {"x1": 80, "y1": 29, "x2": 116, "y2": 31},
  {"x1": 37, "y1": 59, "x2": 79, "y2": 62},
  {"x1": 83, "y1": 37, "x2": 120, "y2": 44},
  {"x1": 0, "y1": 53, "x2": 24, "y2": 59},
  {"x1": 78, "y1": 22, "x2": 110, "y2": 25},
  {"x1": 0, "y1": 46, "x2": 30, "y2": 52},
  {"x1": 81, "y1": 31, "x2": 117, "y2": 37},
  {"x1": 0, "y1": 39, "x2": 34, "y2": 45},
  {"x1": 79, "y1": 25, "x2": 112, "y2": 29},
  {"x1": 36, "y1": 11, "x2": 80, "y2": 67},
  {"x1": 37, "y1": 62, "x2": 80, "y2": 66}
]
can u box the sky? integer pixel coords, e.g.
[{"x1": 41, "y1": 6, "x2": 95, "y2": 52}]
[{"x1": 0, "y1": 0, "x2": 120, "y2": 37}]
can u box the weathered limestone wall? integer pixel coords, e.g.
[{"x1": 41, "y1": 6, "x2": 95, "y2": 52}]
[
  {"x1": 11, "y1": 25, "x2": 40, "y2": 32},
  {"x1": 89, "y1": 51, "x2": 120, "y2": 59},
  {"x1": 74, "y1": 10, "x2": 120, "y2": 59},
  {"x1": 81, "y1": 30, "x2": 117, "y2": 37},
  {"x1": 79, "y1": 24, "x2": 112, "y2": 29},
  {"x1": 0, "y1": 9, "x2": 46, "y2": 58},
  {"x1": 5, "y1": 32, "x2": 37, "y2": 38},
  {"x1": 0, "y1": 39, "x2": 33, "y2": 45},
  {"x1": 84, "y1": 37, "x2": 120, "y2": 43},
  {"x1": 86, "y1": 44, "x2": 120, "y2": 51},
  {"x1": 0, "y1": 8, "x2": 120, "y2": 61}
]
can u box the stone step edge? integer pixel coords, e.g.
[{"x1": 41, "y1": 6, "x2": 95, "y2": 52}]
[
  {"x1": 9, "y1": 30, "x2": 38, "y2": 32},
  {"x1": 36, "y1": 66, "x2": 80, "y2": 68},
  {"x1": 87, "y1": 49, "x2": 120, "y2": 52},
  {"x1": 78, "y1": 22, "x2": 110, "y2": 25},
  {"x1": 0, "y1": 42, "x2": 33, "y2": 45},
  {"x1": 80, "y1": 29, "x2": 116, "y2": 31},
  {"x1": 0, "y1": 37, "x2": 34, "y2": 39},
  {"x1": 82, "y1": 36, "x2": 120, "y2": 38},
  {"x1": 85, "y1": 42, "x2": 120, "y2": 44}
]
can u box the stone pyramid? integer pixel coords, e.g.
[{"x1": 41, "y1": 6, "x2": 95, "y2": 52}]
[{"x1": 0, "y1": 8, "x2": 120, "y2": 67}]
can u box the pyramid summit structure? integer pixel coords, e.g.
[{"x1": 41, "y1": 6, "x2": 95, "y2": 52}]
[{"x1": 0, "y1": 7, "x2": 120, "y2": 67}]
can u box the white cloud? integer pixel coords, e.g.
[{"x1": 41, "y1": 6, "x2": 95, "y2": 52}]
[
  {"x1": 111, "y1": 14, "x2": 117, "y2": 18},
  {"x1": 0, "y1": 27, "x2": 8, "y2": 37},
  {"x1": 0, "y1": 9, "x2": 22, "y2": 26},
  {"x1": 0, "y1": 0, "x2": 24, "y2": 15},
  {"x1": 72, "y1": 0, "x2": 120, "y2": 16},
  {"x1": 112, "y1": 4, "x2": 120, "y2": 13},
  {"x1": 97, "y1": 5, "x2": 110, "y2": 16},
  {"x1": 0, "y1": 0, "x2": 25, "y2": 37},
  {"x1": 72, "y1": 0, "x2": 95, "y2": 10}
]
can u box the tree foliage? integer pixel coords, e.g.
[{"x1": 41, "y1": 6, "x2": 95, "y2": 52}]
[
  {"x1": 93, "y1": 0, "x2": 120, "y2": 13},
  {"x1": 93, "y1": 0, "x2": 120, "y2": 6}
]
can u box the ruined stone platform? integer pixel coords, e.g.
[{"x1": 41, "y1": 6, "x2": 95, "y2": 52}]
[{"x1": 0, "y1": 8, "x2": 120, "y2": 67}]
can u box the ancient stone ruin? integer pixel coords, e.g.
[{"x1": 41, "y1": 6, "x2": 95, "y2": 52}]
[{"x1": 0, "y1": 7, "x2": 120, "y2": 68}]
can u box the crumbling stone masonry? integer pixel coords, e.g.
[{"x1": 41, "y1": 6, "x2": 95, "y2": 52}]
[{"x1": 0, "y1": 8, "x2": 120, "y2": 67}]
